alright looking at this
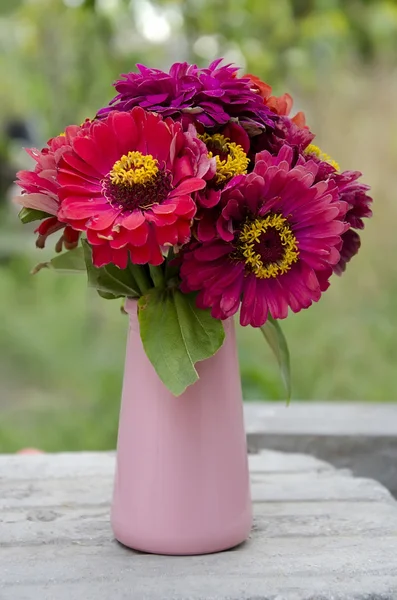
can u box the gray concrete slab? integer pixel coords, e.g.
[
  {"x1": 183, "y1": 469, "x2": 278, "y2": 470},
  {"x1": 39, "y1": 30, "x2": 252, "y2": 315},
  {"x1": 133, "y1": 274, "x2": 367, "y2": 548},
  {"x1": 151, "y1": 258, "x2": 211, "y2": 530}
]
[
  {"x1": 244, "y1": 402, "x2": 397, "y2": 436},
  {"x1": 244, "y1": 402, "x2": 397, "y2": 496},
  {"x1": 1, "y1": 450, "x2": 397, "y2": 599}
]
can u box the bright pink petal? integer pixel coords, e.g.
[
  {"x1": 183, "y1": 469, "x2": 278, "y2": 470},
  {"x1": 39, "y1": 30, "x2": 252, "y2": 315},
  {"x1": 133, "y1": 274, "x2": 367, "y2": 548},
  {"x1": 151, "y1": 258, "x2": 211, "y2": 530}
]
[
  {"x1": 111, "y1": 223, "x2": 148, "y2": 248},
  {"x1": 58, "y1": 197, "x2": 110, "y2": 219},
  {"x1": 108, "y1": 111, "x2": 138, "y2": 156},
  {"x1": 175, "y1": 220, "x2": 191, "y2": 245},
  {"x1": 219, "y1": 272, "x2": 244, "y2": 316},
  {"x1": 172, "y1": 195, "x2": 197, "y2": 218},
  {"x1": 151, "y1": 203, "x2": 177, "y2": 215},
  {"x1": 111, "y1": 246, "x2": 129, "y2": 269},
  {"x1": 86, "y1": 208, "x2": 119, "y2": 231},
  {"x1": 146, "y1": 120, "x2": 173, "y2": 164},
  {"x1": 119, "y1": 210, "x2": 145, "y2": 230},
  {"x1": 58, "y1": 182, "x2": 102, "y2": 197},
  {"x1": 72, "y1": 136, "x2": 111, "y2": 176},
  {"x1": 87, "y1": 228, "x2": 113, "y2": 245},
  {"x1": 194, "y1": 242, "x2": 231, "y2": 261},
  {"x1": 91, "y1": 120, "x2": 120, "y2": 166},
  {"x1": 145, "y1": 211, "x2": 178, "y2": 226},
  {"x1": 198, "y1": 188, "x2": 221, "y2": 208},
  {"x1": 60, "y1": 151, "x2": 103, "y2": 180},
  {"x1": 239, "y1": 275, "x2": 257, "y2": 327},
  {"x1": 92, "y1": 244, "x2": 113, "y2": 267},
  {"x1": 172, "y1": 155, "x2": 195, "y2": 185},
  {"x1": 129, "y1": 242, "x2": 151, "y2": 264},
  {"x1": 155, "y1": 224, "x2": 179, "y2": 246},
  {"x1": 149, "y1": 247, "x2": 164, "y2": 266},
  {"x1": 172, "y1": 178, "x2": 206, "y2": 195},
  {"x1": 260, "y1": 278, "x2": 289, "y2": 320}
]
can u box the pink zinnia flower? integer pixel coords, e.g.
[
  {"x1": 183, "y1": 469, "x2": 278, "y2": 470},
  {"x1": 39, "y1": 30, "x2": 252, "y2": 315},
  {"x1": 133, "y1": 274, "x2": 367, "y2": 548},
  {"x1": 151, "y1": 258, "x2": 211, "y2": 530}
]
[
  {"x1": 197, "y1": 121, "x2": 250, "y2": 209},
  {"x1": 180, "y1": 146, "x2": 348, "y2": 327},
  {"x1": 57, "y1": 108, "x2": 213, "y2": 268},
  {"x1": 15, "y1": 126, "x2": 86, "y2": 251}
]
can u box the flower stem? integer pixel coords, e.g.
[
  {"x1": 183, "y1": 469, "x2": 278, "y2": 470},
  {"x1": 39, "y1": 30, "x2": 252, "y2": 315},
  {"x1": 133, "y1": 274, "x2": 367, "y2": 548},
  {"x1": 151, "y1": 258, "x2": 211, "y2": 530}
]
[
  {"x1": 149, "y1": 265, "x2": 165, "y2": 288},
  {"x1": 129, "y1": 264, "x2": 152, "y2": 295}
]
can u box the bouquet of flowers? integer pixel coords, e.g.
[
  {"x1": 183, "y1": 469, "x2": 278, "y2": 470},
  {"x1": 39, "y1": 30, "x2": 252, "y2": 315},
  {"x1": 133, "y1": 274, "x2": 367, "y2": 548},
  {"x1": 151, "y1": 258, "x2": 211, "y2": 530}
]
[{"x1": 15, "y1": 60, "x2": 372, "y2": 396}]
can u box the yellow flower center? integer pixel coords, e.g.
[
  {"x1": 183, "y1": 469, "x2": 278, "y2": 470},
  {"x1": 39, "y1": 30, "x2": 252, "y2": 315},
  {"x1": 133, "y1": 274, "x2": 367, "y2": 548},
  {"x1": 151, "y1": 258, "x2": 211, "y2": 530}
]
[
  {"x1": 199, "y1": 133, "x2": 250, "y2": 185},
  {"x1": 305, "y1": 144, "x2": 340, "y2": 171},
  {"x1": 238, "y1": 214, "x2": 299, "y2": 279},
  {"x1": 109, "y1": 151, "x2": 159, "y2": 186}
]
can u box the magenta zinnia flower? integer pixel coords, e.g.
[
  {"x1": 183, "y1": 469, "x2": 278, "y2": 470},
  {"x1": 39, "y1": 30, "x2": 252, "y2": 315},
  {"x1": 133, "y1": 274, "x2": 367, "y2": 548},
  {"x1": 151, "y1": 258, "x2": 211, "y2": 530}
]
[
  {"x1": 299, "y1": 145, "x2": 373, "y2": 273},
  {"x1": 332, "y1": 170, "x2": 373, "y2": 274},
  {"x1": 180, "y1": 146, "x2": 348, "y2": 327},
  {"x1": 97, "y1": 60, "x2": 275, "y2": 132},
  {"x1": 57, "y1": 107, "x2": 213, "y2": 268},
  {"x1": 15, "y1": 126, "x2": 86, "y2": 250}
]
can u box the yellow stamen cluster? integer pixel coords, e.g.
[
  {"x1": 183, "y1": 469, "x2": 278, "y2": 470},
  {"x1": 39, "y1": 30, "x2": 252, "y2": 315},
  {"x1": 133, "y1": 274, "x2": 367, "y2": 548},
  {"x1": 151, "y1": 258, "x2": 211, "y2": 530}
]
[
  {"x1": 109, "y1": 151, "x2": 159, "y2": 186},
  {"x1": 238, "y1": 214, "x2": 299, "y2": 279},
  {"x1": 199, "y1": 133, "x2": 250, "y2": 185},
  {"x1": 305, "y1": 144, "x2": 340, "y2": 172}
]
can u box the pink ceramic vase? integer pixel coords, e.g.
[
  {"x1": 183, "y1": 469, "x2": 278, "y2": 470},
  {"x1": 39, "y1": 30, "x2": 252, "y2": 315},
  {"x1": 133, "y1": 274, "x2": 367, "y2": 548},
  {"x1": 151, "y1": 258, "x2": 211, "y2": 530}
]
[{"x1": 111, "y1": 298, "x2": 252, "y2": 555}]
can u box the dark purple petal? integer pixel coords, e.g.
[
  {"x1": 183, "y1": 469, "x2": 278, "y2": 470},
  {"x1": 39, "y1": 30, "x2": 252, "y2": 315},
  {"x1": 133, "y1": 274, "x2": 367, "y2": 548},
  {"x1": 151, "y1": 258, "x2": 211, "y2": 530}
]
[{"x1": 97, "y1": 59, "x2": 275, "y2": 131}]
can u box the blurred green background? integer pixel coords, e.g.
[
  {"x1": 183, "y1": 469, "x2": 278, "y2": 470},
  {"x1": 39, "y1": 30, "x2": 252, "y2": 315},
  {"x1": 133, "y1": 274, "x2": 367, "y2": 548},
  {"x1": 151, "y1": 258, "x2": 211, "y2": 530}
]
[{"x1": 1, "y1": 0, "x2": 396, "y2": 452}]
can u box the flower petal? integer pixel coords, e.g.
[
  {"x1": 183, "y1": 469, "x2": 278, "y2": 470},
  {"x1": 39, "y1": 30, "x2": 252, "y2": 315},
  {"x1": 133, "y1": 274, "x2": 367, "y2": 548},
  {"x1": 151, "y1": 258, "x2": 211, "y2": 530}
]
[{"x1": 173, "y1": 178, "x2": 206, "y2": 195}]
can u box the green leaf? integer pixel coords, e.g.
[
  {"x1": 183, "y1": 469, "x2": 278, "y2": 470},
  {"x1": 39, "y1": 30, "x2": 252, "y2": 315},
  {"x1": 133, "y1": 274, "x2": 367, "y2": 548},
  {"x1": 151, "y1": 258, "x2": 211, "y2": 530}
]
[
  {"x1": 138, "y1": 289, "x2": 225, "y2": 396},
  {"x1": 82, "y1": 239, "x2": 140, "y2": 298},
  {"x1": 173, "y1": 290, "x2": 225, "y2": 362},
  {"x1": 260, "y1": 317, "x2": 291, "y2": 402},
  {"x1": 31, "y1": 246, "x2": 86, "y2": 274},
  {"x1": 18, "y1": 207, "x2": 53, "y2": 224},
  {"x1": 97, "y1": 290, "x2": 119, "y2": 300}
]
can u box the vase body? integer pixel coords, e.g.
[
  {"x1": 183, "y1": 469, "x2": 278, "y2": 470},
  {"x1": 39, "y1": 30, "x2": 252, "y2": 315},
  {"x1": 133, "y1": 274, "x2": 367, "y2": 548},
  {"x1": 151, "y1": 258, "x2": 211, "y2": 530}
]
[{"x1": 111, "y1": 298, "x2": 252, "y2": 555}]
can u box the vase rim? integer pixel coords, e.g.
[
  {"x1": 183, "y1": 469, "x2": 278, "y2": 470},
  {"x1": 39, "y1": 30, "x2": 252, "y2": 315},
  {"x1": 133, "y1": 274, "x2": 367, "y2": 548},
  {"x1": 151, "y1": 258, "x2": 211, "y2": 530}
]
[{"x1": 125, "y1": 297, "x2": 138, "y2": 315}]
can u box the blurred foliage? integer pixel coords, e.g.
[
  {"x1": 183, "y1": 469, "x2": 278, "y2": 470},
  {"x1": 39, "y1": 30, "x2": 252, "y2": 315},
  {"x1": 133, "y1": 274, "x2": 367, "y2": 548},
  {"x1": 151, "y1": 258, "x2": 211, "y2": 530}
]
[
  {"x1": 1, "y1": 0, "x2": 397, "y2": 138},
  {"x1": 1, "y1": 0, "x2": 397, "y2": 451}
]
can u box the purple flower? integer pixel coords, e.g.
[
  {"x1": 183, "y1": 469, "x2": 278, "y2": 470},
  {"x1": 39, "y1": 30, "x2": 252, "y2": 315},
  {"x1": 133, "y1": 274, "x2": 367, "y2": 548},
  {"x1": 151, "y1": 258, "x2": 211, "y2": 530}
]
[
  {"x1": 251, "y1": 114, "x2": 315, "y2": 158},
  {"x1": 97, "y1": 59, "x2": 275, "y2": 131},
  {"x1": 298, "y1": 144, "x2": 373, "y2": 274},
  {"x1": 333, "y1": 171, "x2": 373, "y2": 230},
  {"x1": 180, "y1": 145, "x2": 348, "y2": 327},
  {"x1": 332, "y1": 170, "x2": 373, "y2": 273}
]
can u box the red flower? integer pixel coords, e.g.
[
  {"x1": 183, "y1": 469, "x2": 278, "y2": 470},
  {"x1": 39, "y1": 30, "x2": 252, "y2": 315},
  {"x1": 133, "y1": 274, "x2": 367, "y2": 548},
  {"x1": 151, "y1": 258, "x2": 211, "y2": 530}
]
[
  {"x1": 57, "y1": 108, "x2": 212, "y2": 268},
  {"x1": 246, "y1": 73, "x2": 307, "y2": 128},
  {"x1": 15, "y1": 125, "x2": 87, "y2": 251}
]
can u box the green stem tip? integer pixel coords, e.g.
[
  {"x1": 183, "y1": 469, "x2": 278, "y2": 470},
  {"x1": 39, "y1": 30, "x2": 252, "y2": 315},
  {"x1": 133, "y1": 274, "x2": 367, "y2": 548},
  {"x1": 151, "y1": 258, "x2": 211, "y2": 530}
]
[
  {"x1": 129, "y1": 264, "x2": 152, "y2": 295},
  {"x1": 149, "y1": 265, "x2": 165, "y2": 288}
]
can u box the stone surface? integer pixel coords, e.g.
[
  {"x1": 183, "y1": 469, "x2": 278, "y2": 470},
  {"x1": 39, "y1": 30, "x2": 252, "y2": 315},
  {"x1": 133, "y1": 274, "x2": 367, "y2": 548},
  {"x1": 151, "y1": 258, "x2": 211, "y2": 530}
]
[
  {"x1": 1, "y1": 450, "x2": 397, "y2": 599},
  {"x1": 244, "y1": 402, "x2": 397, "y2": 497},
  {"x1": 244, "y1": 402, "x2": 397, "y2": 436}
]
